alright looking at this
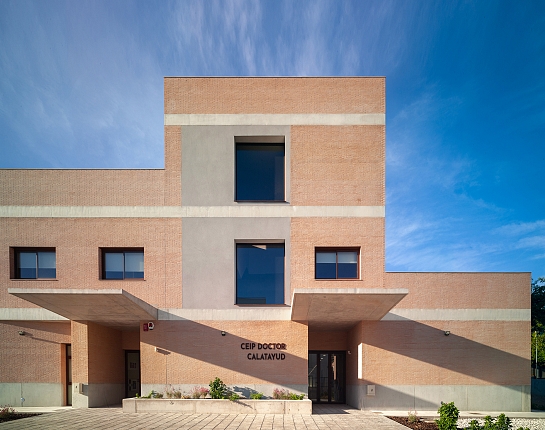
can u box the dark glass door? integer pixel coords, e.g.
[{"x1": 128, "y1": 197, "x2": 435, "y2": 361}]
[
  {"x1": 125, "y1": 351, "x2": 141, "y2": 398},
  {"x1": 308, "y1": 351, "x2": 345, "y2": 403}
]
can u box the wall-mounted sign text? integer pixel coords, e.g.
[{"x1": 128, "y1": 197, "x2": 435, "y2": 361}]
[{"x1": 241, "y1": 342, "x2": 287, "y2": 360}]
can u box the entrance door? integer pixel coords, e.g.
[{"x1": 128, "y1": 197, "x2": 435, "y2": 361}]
[
  {"x1": 66, "y1": 344, "x2": 72, "y2": 406},
  {"x1": 308, "y1": 351, "x2": 345, "y2": 403},
  {"x1": 125, "y1": 351, "x2": 140, "y2": 398}
]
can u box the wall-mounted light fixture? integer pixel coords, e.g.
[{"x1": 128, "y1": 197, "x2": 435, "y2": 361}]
[
  {"x1": 221, "y1": 331, "x2": 226, "y2": 336},
  {"x1": 347, "y1": 351, "x2": 351, "y2": 355},
  {"x1": 18, "y1": 331, "x2": 25, "y2": 336},
  {"x1": 444, "y1": 330, "x2": 450, "y2": 336}
]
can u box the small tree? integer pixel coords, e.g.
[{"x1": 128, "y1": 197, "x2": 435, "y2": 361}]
[
  {"x1": 531, "y1": 278, "x2": 545, "y2": 367},
  {"x1": 209, "y1": 377, "x2": 227, "y2": 399},
  {"x1": 532, "y1": 277, "x2": 545, "y2": 332}
]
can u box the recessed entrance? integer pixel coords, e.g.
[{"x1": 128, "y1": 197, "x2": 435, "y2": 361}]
[
  {"x1": 125, "y1": 350, "x2": 140, "y2": 398},
  {"x1": 308, "y1": 351, "x2": 345, "y2": 403}
]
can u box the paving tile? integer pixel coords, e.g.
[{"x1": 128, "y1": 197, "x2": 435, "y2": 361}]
[{"x1": 0, "y1": 404, "x2": 412, "y2": 430}]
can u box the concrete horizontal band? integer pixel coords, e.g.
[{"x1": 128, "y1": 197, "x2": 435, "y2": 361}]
[
  {"x1": 1, "y1": 306, "x2": 530, "y2": 323},
  {"x1": 159, "y1": 308, "x2": 292, "y2": 321},
  {"x1": 0, "y1": 205, "x2": 385, "y2": 218},
  {"x1": 347, "y1": 384, "x2": 530, "y2": 411},
  {"x1": 0, "y1": 307, "x2": 68, "y2": 321},
  {"x1": 165, "y1": 113, "x2": 385, "y2": 126},
  {"x1": 381, "y1": 308, "x2": 531, "y2": 321}
]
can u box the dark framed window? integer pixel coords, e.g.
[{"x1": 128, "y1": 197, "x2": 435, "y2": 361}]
[
  {"x1": 235, "y1": 140, "x2": 285, "y2": 201},
  {"x1": 315, "y1": 248, "x2": 359, "y2": 280},
  {"x1": 13, "y1": 248, "x2": 56, "y2": 279},
  {"x1": 236, "y1": 243, "x2": 284, "y2": 304},
  {"x1": 101, "y1": 248, "x2": 144, "y2": 280}
]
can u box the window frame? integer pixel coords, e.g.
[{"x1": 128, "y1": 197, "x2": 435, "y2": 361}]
[
  {"x1": 11, "y1": 247, "x2": 56, "y2": 280},
  {"x1": 235, "y1": 242, "x2": 285, "y2": 305},
  {"x1": 315, "y1": 247, "x2": 360, "y2": 280},
  {"x1": 234, "y1": 136, "x2": 286, "y2": 203},
  {"x1": 100, "y1": 248, "x2": 144, "y2": 280}
]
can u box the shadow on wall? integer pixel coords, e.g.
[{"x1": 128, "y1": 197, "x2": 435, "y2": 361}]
[
  {"x1": 359, "y1": 320, "x2": 529, "y2": 386},
  {"x1": 140, "y1": 319, "x2": 308, "y2": 388},
  {"x1": 345, "y1": 319, "x2": 530, "y2": 410}
]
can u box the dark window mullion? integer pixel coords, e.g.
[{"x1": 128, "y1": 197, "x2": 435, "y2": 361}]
[
  {"x1": 335, "y1": 252, "x2": 339, "y2": 279},
  {"x1": 122, "y1": 252, "x2": 126, "y2": 279}
]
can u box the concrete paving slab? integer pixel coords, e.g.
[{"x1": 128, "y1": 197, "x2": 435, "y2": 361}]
[{"x1": 0, "y1": 404, "x2": 408, "y2": 430}]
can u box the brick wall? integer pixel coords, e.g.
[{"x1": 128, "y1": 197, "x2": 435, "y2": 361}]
[
  {"x1": 386, "y1": 272, "x2": 530, "y2": 309},
  {"x1": 164, "y1": 125, "x2": 182, "y2": 206},
  {"x1": 0, "y1": 321, "x2": 70, "y2": 383},
  {"x1": 291, "y1": 125, "x2": 384, "y2": 206},
  {"x1": 141, "y1": 320, "x2": 307, "y2": 386},
  {"x1": 165, "y1": 77, "x2": 385, "y2": 114},
  {"x1": 0, "y1": 217, "x2": 182, "y2": 309},
  {"x1": 348, "y1": 320, "x2": 530, "y2": 386},
  {"x1": 87, "y1": 323, "x2": 124, "y2": 384},
  {"x1": 0, "y1": 169, "x2": 166, "y2": 206},
  {"x1": 291, "y1": 218, "x2": 385, "y2": 290},
  {"x1": 309, "y1": 331, "x2": 348, "y2": 351}
]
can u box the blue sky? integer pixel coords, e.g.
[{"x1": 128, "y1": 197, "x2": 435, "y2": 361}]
[{"x1": 1, "y1": 0, "x2": 544, "y2": 279}]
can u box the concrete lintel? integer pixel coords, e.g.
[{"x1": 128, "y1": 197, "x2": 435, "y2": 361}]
[
  {"x1": 165, "y1": 113, "x2": 385, "y2": 126},
  {"x1": 159, "y1": 308, "x2": 292, "y2": 321},
  {"x1": 291, "y1": 288, "x2": 408, "y2": 331},
  {"x1": 8, "y1": 288, "x2": 157, "y2": 329},
  {"x1": 381, "y1": 308, "x2": 531, "y2": 321}
]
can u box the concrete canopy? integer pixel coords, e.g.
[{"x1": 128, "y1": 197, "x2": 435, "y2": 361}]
[
  {"x1": 291, "y1": 288, "x2": 408, "y2": 330},
  {"x1": 8, "y1": 288, "x2": 157, "y2": 330}
]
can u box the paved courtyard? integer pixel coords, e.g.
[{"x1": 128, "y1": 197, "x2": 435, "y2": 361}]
[{"x1": 0, "y1": 404, "x2": 407, "y2": 430}]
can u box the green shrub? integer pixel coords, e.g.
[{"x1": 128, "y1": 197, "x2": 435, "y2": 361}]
[
  {"x1": 494, "y1": 414, "x2": 510, "y2": 430},
  {"x1": 463, "y1": 414, "x2": 528, "y2": 430},
  {"x1": 467, "y1": 420, "x2": 482, "y2": 430},
  {"x1": 436, "y1": 401, "x2": 459, "y2": 430},
  {"x1": 272, "y1": 388, "x2": 304, "y2": 400},
  {"x1": 250, "y1": 392, "x2": 264, "y2": 400},
  {"x1": 228, "y1": 393, "x2": 241, "y2": 401},
  {"x1": 140, "y1": 390, "x2": 163, "y2": 399},
  {"x1": 209, "y1": 377, "x2": 227, "y2": 399}
]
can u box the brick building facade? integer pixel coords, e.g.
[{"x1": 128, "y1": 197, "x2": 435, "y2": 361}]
[{"x1": 0, "y1": 77, "x2": 530, "y2": 410}]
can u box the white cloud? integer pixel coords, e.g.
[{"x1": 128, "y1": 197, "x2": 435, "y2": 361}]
[{"x1": 495, "y1": 220, "x2": 545, "y2": 236}]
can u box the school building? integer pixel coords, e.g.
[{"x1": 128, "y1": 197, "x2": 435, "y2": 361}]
[{"x1": 0, "y1": 77, "x2": 530, "y2": 410}]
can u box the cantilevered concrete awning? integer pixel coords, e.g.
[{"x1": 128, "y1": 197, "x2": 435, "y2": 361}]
[
  {"x1": 291, "y1": 288, "x2": 408, "y2": 330},
  {"x1": 8, "y1": 288, "x2": 157, "y2": 330}
]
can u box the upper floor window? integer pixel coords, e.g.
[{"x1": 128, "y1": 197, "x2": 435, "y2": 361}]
[
  {"x1": 235, "y1": 139, "x2": 285, "y2": 202},
  {"x1": 315, "y1": 248, "x2": 359, "y2": 280},
  {"x1": 13, "y1": 248, "x2": 56, "y2": 279},
  {"x1": 236, "y1": 243, "x2": 284, "y2": 304},
  {"x1": 101, "y1": 248, "x2": 144, "y2": 280}
]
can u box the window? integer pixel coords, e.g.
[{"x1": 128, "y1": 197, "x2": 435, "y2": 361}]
[
  {"x1": 315, "y1": 248, "x2": 359, "y2": 280},
  {"x1": 236, "y1": 243, "x2": 284, "y2": 304},
  {"x1": 101, "y1": 249, "x2": 144, "y2": 279},
  {"x1": 13, "y1": 248, "x2": 56, "y2": 279},
  {"x1": 235, "y1": 140, "x2": 285, "y2": 201}
]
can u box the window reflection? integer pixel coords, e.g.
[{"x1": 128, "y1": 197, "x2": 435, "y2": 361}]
[{"x1": 236, "y1": 244, "x2": 284, "y2": 304}]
